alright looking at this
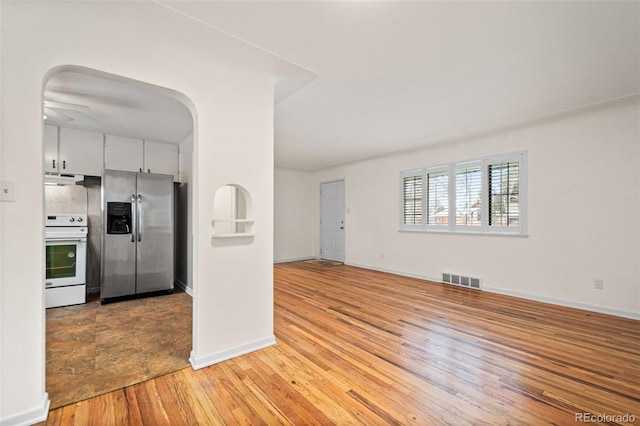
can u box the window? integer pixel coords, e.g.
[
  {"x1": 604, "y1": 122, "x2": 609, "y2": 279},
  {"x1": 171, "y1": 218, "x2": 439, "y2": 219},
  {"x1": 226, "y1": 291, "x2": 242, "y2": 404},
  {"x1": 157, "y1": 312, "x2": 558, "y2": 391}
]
[
  {"x1": 454, "y1": 163, "x2": 482, "y2": 229},
  {"x1": 400, "y1": 152, "x2": 526, "y2": 235},
  {"x1": 488, "y1": 160, "x2": 520, "y2": 228},
  {"x1": 426, "y1": 169, "x2": 448, "y2": 228},
  {"x1": 401, "y1": 171, "x2": 422, "y2": 227}
]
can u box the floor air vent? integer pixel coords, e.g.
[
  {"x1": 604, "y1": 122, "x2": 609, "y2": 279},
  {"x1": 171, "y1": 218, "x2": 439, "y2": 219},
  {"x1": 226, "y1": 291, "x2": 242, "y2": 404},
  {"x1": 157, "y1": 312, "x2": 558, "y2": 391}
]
[{"x1": 442, "y1": 272, "x2": 482, "y2": 290}]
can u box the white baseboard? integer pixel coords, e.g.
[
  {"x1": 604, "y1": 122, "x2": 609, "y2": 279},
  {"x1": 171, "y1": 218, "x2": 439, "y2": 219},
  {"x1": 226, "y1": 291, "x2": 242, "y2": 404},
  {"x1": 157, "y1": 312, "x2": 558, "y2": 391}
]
[
  {"x1": 174, "y1": 279, "x2": 193, "y2": 297},
  {"x1": 483, "y1": 286, "x2": 640, "y2": 320},
  {"x1": 345, "y1": 261, "x2": 639, "y2": 321},
  {"x1": 274, "y1": 256, "x2": 315, "y2": 264},
  {"x1": 189, "y1": 335, "x2": 277, "y2": 370},
  {"x1": 0, "y1": 392, "x2": 50, "y2": 426},
  {"x1": 345, "y1": 261, "x2": 441, "y2": 284}
]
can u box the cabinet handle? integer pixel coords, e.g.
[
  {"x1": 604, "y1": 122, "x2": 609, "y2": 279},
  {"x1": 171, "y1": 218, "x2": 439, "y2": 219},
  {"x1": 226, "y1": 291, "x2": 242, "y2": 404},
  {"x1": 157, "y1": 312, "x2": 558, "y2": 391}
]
[
  {"x1": 147, "y1": 169, "x2": 150, "y2": 173},
  {"x1": 52, "y1": 159, "x2": 56, "y2": 169},
  {"x1": 139, "y1": 168, "x2": 142, "y2": 172},
  {"x1": 62, "y1": 160, "x2": 66, "y2": 170}
]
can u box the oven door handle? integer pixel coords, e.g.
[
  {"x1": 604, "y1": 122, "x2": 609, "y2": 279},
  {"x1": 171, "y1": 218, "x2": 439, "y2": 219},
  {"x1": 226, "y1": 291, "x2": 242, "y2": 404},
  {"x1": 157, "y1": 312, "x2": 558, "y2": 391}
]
[{"x1": 46, "y1": 238, "x2": 86, "y2": 242}]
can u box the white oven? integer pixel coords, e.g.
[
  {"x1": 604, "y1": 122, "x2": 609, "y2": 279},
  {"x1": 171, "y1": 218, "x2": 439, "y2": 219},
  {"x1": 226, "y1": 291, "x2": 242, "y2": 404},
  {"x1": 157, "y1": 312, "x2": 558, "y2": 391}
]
[{"x1": 45, "y1": 214, "x2": 88, "y2": 308}]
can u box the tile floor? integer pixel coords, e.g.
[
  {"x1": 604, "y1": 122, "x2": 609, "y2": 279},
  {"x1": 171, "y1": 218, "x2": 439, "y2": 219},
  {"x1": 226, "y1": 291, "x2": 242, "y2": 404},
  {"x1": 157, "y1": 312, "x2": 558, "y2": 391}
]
[{"x1": 46, "y1": 291, "x2": 192, "y2": 409}]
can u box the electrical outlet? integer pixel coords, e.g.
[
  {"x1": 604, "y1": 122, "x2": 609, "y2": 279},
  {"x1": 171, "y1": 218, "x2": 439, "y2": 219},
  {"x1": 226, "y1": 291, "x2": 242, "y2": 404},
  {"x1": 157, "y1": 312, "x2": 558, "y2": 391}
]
[
  {"x1": 594, "y1": 279, "x2": 604, "y2": 290},
  {"x1": 0, "y1": 180, "x2": 16, "y2": 202}
]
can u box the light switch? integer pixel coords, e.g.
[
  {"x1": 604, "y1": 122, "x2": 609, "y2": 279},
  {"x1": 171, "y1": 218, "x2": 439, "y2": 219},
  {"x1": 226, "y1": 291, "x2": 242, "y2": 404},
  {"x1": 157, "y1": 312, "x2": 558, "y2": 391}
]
[{"x1": 0, "y1": 180, "x2": 16, "y2": 202}]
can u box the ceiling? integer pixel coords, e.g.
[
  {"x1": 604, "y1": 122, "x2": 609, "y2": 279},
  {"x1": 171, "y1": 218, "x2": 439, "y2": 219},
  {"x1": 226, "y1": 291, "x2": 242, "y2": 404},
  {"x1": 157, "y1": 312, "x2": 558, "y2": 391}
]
[
  {"x1": 44, "y1": 71, "x2": 193, "y2": 144},
  {"x1": 45, "y1": 1, "x2": 640, "y2": 170}
]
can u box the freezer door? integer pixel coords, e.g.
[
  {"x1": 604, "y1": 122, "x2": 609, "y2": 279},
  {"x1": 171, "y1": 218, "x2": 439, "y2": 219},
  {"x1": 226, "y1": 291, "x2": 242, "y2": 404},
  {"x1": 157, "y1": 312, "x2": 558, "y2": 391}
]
[
  {"x1": 101, "y1": 169, "x2": 137, "y2": 299},
  {"x1": 136, "y1": 172, "x2": 174, "y2": 294}
]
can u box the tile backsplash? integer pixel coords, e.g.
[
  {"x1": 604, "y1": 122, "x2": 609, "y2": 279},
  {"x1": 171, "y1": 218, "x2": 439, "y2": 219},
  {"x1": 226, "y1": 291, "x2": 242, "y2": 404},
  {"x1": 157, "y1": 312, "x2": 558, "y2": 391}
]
[{"x1": 45, "y1": 184, "x2": 88, "y2": 214}]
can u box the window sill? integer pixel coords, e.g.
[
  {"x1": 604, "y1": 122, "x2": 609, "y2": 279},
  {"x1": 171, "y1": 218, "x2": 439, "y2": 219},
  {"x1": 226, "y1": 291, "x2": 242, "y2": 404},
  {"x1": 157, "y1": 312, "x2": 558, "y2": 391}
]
[{"x1": 399, "y1": 229, "x2": 529, "y2": 238}]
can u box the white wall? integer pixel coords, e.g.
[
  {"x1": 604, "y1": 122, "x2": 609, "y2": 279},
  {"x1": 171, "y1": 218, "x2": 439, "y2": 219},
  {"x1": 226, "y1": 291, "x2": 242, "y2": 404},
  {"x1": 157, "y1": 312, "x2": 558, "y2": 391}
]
[
  {"x1": 274, "y1": 168, "x2": 316, "y2": 262},
  {"x1": 305, "y1": 97, "x2": 639, "y2": 318},
  {"x1": 191, "y1": 69, "x2": 276, "y2": 366},
  {"x1": 0, "y1": 2, "x2": 305, "y2": 423}
]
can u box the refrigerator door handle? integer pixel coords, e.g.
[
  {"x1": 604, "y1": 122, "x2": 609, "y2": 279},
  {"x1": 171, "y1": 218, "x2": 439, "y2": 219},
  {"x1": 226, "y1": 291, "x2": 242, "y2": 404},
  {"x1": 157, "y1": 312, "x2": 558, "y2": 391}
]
[
  {"x1": 131, "y1": 194, "x2": 136, "y2": 243},
  {"x1": 137, "y1": 194, "x2": 142, "y2": 242}
]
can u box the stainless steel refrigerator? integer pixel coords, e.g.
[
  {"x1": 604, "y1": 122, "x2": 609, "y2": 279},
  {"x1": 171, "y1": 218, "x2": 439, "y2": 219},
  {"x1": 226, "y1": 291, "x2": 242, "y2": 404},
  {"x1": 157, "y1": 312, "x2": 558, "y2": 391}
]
[{"x1": 101, "y1": 169, "x2": 174, "y2": 302}]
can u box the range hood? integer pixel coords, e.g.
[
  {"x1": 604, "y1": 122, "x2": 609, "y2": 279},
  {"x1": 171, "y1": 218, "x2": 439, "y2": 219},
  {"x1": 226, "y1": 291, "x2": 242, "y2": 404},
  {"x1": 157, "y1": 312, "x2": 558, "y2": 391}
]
[{"x1": 44, "y1": 173, "x2": 85, "y2": 186}]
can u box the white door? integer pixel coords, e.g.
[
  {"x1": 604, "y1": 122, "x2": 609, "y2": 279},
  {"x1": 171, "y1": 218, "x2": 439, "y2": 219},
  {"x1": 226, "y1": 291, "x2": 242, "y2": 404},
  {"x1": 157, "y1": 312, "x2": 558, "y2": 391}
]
[{"x1": 320, "y1": 180, "x2": 345, "y2": 262}]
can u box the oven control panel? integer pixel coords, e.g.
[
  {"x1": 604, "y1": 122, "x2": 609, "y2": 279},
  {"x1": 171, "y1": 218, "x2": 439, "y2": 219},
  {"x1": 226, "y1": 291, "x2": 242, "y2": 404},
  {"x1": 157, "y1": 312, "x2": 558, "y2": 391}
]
[{"x1": 46, "y1": 214, "x2": 87, "y2": 227}]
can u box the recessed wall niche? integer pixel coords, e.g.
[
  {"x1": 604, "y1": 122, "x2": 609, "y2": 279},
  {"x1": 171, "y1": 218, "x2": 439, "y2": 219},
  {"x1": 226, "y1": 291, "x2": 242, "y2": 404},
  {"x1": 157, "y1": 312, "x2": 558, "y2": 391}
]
[{"x1": 211, "y1": 184, "x2": 254, "y2": 238}]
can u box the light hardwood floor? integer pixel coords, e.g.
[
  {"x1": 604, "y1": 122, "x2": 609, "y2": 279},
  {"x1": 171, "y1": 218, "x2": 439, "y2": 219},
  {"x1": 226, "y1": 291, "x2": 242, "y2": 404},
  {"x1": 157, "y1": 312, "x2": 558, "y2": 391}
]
[{"x1": 39, "y1": 261, "x2": 640, "y2": 425}]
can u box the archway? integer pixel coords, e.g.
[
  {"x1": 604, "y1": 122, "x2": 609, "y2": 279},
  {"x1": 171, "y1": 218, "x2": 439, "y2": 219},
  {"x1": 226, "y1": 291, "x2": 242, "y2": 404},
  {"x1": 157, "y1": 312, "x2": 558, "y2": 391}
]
[{"x1": 42, "y1": 65, "x2": 196, "y2": 408}]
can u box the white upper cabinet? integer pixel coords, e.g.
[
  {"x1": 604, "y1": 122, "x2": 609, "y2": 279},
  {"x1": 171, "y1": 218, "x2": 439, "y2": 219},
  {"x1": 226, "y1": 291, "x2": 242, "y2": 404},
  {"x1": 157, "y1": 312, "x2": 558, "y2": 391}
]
[
  {"x1": 43, "y1": 127, "x2": 180, "y2": 179},
  {"x1": 144, "y1": 140, "x2": 179, "y2": 181},
  {"x1": 58, "y1": 127, "x2": 104, "y2": 176},
  {"x1": 104, "y1": 134, "x2": 144, "y2": 173},
  {"x1": 44, "y1": 124, "x2": 58, "y2": 174}
]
